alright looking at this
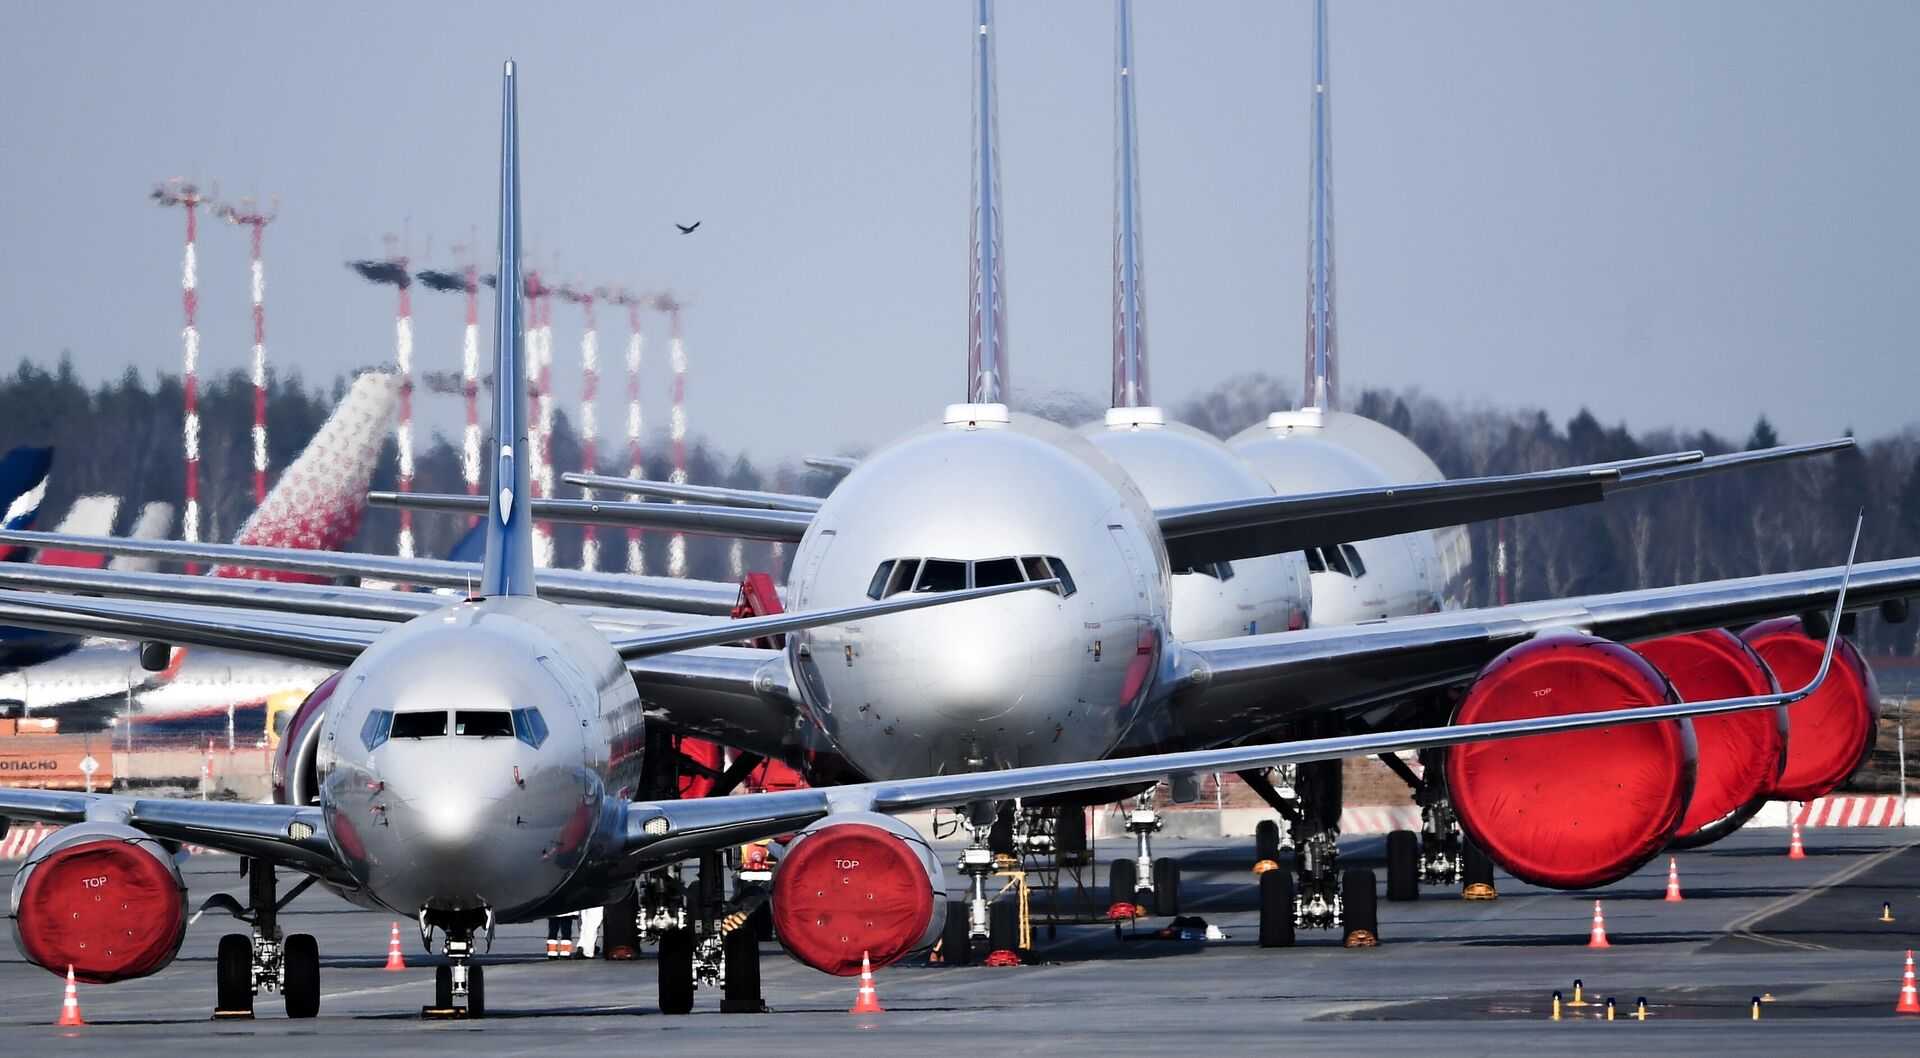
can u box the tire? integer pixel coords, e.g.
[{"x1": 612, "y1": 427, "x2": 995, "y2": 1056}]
[
  {"x1": 467, "y1": 963, "x2": 485, "y2": 1019},
  {"x1": 435, "y1": 965, "x2": 453, "y2": 1009},
  {"x1": 941, "y1": 899, "x2": 973, "y2": 966},
  {"x1": 1341, "y1": 868, "x2": 1379, "y2": 943},
  {"x1": 603, "y1": 888, "x2": 639, "y2": 959},
  {"x1": 989, "y1": 897, "x2": 1021, "y2": 954},
  {"x1": 1385, "y1": 830, "x2": 1420, "y2": 902},
  {"x1": 1462, "y1": 836, "x2": 1495, "y2": 890},
  {"x1": 1258, "y1": 869, "x2": 1295, "y2": 948},
  {"x1": 216, "y1": 933, "x2": 253, "y2": 1015},
  {"x1": 1109, "y1": 857, "x2": 1138, "y2": 907},
  {"x1": 282, "y1": 933, "x2": 320, "y2": 1019},
  {"x1": 658, "y1": 927, "x2": 695, "y2": 1015},
  {"x1": 722, "y1": 927, "x2": 761, "y2": 1009},
  {"x1": 1055, "y1": 807, "x2": 1087, "y2": 856},
  {"x1": 1254, "y1": 819, "x2": 1281, "y2": 863},
  {"x1": 1153, "y1": 857, "x2": 1181, "y2": 917}
]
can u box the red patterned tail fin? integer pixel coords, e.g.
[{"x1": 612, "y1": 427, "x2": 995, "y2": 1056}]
[{"x1": 218, "y1": 372, "x2": 399, "y2": 582}]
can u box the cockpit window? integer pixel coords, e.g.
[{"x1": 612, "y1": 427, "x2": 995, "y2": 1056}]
[
  {"x1": 1340, "y1": 545, "x2": 1367, "y2": 578},
  {"x1": 1045, "y1": 557, "x2": 1077, "y2": 597},
  {"x1": 866, "y1": 560, "x2": 897, "y2": 600},
  {"x1": 390, "y1": 710, "x2": 447, "y2": 739},
  {"x1": 914, "y1": 559, "x2": 968, "y2": 593},
  {"x1": 1325, "y1": 545, "x2": 1353, "y2": 576},
  {"x1": 454, "y1": 710, "x2": 513, "y2": 738},
  {"x1": 867, "y1": 558, "x2": 921, "y2": 600},
  {"x1": 1021, "y1": 556, "x2": 1052, "y2": 582},
  {"x1": 1175, "y1": 561, "x2": 1235, "y2": 581},
  {"x1": 1304, "y1": 547, "x2": 1326, "y2": 573},
  {"x1": 511, "y1": 707, "x2": 550, "y2": 749},
  {"x1": 360, "y1": 709, "x2": 393, "y2": 751},
  {"x1": 972, "y1": 557, "x2": 1024, "y2": 588}
]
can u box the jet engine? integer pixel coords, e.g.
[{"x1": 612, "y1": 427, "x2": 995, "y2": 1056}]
[
  {"x1": 10, "y1": 822, "x2": 187, "y2": 982},
  {"x1": 272, "y1": 671, "x2": 343, "y2": 806},
  {"x1": 1634, "y1": 630, "x2": 1786, "y2": 848},
  {"x1": 770, "y1": 812, "x2": 947, "y2": 976},
  {"x1": 1444, "y1": 632, "x2": 1696, "y2": 889},
  {"x1": 1742, "y1": 617, "x2": 1879, "y2": 801}
]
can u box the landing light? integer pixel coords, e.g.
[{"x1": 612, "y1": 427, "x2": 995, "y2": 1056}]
[
  {"x1": 642, "y1": 816, "x2": 669, "y2": 837},
  {"x1": 287, "y1": 821, "x2": 315, "y2": 841}
]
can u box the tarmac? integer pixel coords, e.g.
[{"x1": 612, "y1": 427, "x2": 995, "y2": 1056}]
[{"x1": 3, "y1": 825, "x2": 1917, "y2": 1055}]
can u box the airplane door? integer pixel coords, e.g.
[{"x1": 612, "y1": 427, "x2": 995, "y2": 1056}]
[
  {"x1": 791, "y1": 529, "x2": 836, "y2": 609},
  {"x1": 1108, "y1": 525, "x2": 1148, "y2": 605}
]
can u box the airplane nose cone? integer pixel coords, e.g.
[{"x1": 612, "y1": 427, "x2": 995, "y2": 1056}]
[{"x1": 911, "y1": 604, "x2": 1031, "y2": 721}]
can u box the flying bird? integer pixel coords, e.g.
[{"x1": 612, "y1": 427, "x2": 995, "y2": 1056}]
[{"x1": 676, "y1": 221, "x2": 701, "y2": 235}]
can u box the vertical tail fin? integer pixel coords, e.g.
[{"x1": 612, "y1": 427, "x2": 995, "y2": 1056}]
[
  {"x1": 1111, "y1": 0, "x2": 1149, "y2": 409},
  {"x1": 966, "y1": 0, "x2": 1009, "y2": 405},
  {"x1": 1301, "y1": 0, "x2": 1338, "y2": 411},
  {"x1": 481, "y1": 59, "x2": 536, "y2": 598}
]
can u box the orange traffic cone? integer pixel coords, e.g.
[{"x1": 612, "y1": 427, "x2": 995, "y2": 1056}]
[
  {"x1": 1788, "y1": 820, "x2": 1806, "y2": 859},
  {"x1": 1664, "y1": 857, "x2": 1683, "y2": 902},
  {"x1": 384, "y1": 922, "x2": 407, "y2": 971},
  {"x1": 1898, "y1": 950, "x2": 1920, "y2": 1014},
  {"x1": 848, "y1": 951, "x2": 885, "y2": 1014},
  {"x1": 1587, "y1": 900, "x2": 1611, "y2": 948},
  {"x1": 55, "y1": 965, "x2": 84, "y2": 1026}
]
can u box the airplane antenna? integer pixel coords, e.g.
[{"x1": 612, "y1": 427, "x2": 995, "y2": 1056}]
[
  {"x1": 151, "y1": 178, "x2": 207, "y2": 570},
  {"x1": 651, "y1": 292, "x2": 691, "y2": 577},
  {"x1": 347, "y1": 235, "x2": 417, "y2": 557},
  {"x1": 1302, "y1": 0, "x2": 1339, "y2": 412},
  {"x1": 967, "y1": 0, "x2": 1010, "y2": 404},
  {"x1": 555, "y1": 282, "x2": 602, "y2": 571},
  {"x1": 1111, "y1": 0, "x2": 1149, "y2": 409},
  {"x1": 599, "y1": 285, "x2": 648, "y2": 575},
  {"x1": 212, "y1": 194, "x2": 279, "y2": 507}
]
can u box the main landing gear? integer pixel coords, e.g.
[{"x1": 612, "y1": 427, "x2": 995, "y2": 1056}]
[
  {"x1": 1241, "y1": 761, "x2": 1377, "y2": 948},
  {"x1": 651, "y1": 850, "x2": 770, "y2": 1015},
  {"x1": 1379, "y1": 749, "x2": 1496, "y2": 902},
  {"x1": 1105, "y1": 790, "x2": 1181, "y2": 916},
  {"x1": 421, "y1": 909, "x2": 492, "y2": 1018},
  {"x1": 204, "y1": 857, "x2": 321, "y2": 1019}
]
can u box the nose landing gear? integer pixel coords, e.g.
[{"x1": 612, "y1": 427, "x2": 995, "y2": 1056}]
[{"x1": 421, "y1": 909, "x2": 492, "y2": 1019}]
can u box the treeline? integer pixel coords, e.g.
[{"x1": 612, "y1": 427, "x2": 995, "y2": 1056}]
[{"x1": 4, "y1": 357, "x2": 1918, "y2": 661}]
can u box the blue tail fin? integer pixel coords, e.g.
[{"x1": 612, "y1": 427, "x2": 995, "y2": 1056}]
[
  {"x1": 1301, "y1": 0, "x2": 1338, "y2": 412},
  {"x1": 480, "y1": 60, "x2": 536, "y2": 598},
  {"x1": 0, "y1": 447, "x2": 54, "y2": 562}
]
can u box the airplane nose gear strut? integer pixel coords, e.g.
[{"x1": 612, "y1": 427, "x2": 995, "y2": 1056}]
[{"x1": 422, "y1": 910, "x2": 490, "y2": 1019}]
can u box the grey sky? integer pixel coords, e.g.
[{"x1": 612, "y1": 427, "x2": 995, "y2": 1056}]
[{"x1": 4, "y1": 2, "x2": 1916, "y2": 467}]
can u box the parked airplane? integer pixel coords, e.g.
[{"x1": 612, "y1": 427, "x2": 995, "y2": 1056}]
[{"x1": 0, "y1": 19, "x2": 1904, "y2": 1015}]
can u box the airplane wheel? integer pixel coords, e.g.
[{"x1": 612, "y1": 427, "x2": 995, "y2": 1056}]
[
  {"x1": 1462, "y1": 837, "x2": 1495, "y2": 894},
  {"x1": 1385, "y1": 830, "x2": 1420, "y2": 902},
  {"x1": 1254, "y1": 819, "x2": 1281, "y2": 863},
  {"x1": 216, "y1": 933, "x2": 253, "y2": 1015},
  {"x1": 283, "y1": 933, "x2": 320, "y2": 1019},
  {"x1": 941, "y1": 900, "x2": 973, "y2": 966},
  {"x1": 1341, "y1": 868, "x2": 1379, "y2": 944},
  {"x1": 435, "y1": 965, "x2": 453, "y2": 1009},
  {"x1": 1153, "y1": 857, "x2": 1181, "y2": 916},
  {"x1": 658, "y1": 927, "x2": 695, "y2": 1015},
  {"x1": 467, "y1": 963, "x2": 486, "y2": 1019},
  {"x1": 1109, "y1": 857, "x2": 1138, "y2": 907},
  {"x1": 1258, "y1": 869, "x2": 1295, "y2": 948},
  {"x1": 988, "y1": 897, "x2": 1020, "y2": 954}
]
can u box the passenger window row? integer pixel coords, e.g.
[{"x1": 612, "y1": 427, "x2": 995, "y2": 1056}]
[
  {"x1": 361, "y1": 707, "x2": 550, "y2": 750},
  {"x1": 867, "y1": 555, "x2": 1076, "y2": 600},
  {"x1": 1303, "y1": 544, "x2": 1368, "y2": 578}
]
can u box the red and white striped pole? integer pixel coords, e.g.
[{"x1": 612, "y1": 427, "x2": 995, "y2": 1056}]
[
  {"x1": 395, "y1": 265, "x2": 416, "y2": 558},
  {"x1": 577, "y1": 290, "x2": 600, "y2": 570},
  {"x1": 215, "y1": 197, "x2": 277, "y2": 506},
  {"x1": 152, "y1": 180, "x2": 205, "y2": 568},
  {"x1": 603, "y1": 288, "x2": 646, "y2": 574},
  {"x1": 656, "y1": 295, "x2": 690, "y2": 577},
  {"x1": 461, "y1": 263, "x2": 482, "y2": 499},
  {"x1": 524, "y1": 271, "x2": 555, "y2": 567}
]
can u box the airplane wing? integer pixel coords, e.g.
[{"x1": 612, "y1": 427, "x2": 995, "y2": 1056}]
[
  {"x1": 0, "y1": 529, "x2": 743, "y2": 615},
  {"x1": 370, "y1": 491, "x2": 814, "y2": 543},
  {"x1": 0, "y1": 790, "x2": 349, "y2": 882},
  {"x1": 1162, "y1": 554, "x2": 1920, "y2": 749},
  {"x1": 563, "y1": 472, "x2": 824, "y2": 513},
  {"x1": 1153, "y1": 440, "x2": 1851, "y2": 569},
  {"x1": 0, "y1": 561, "x2": 446, "y2": 621},
  {"x1": 805, "y1": 455, "x2": 858, "y2": 475},
  {"x1": 618, "y1": 595, "x2": 1849, "y2": 865},
  {"x1": 626, "y1": 646, "x2": 798, "y2": 759}
]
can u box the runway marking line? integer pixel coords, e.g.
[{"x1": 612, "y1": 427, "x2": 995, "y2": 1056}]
[{"x1": 1723, "y1": 831, "x2": 1920, "y2": 952}]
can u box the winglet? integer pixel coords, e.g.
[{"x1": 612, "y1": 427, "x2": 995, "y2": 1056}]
[
  {"x1": 480, "y1": 60, "x2": 536, "y2": 598},
  {"x1": 1111, "y1": 0, "x2": 1148, "y2": 409},
  {"x1": 1799, "y1": 511, "x2": 1863, "y2": 697},
  {"x1": 1301, "y1": 0, "x2": 1338, "y2": 412}
]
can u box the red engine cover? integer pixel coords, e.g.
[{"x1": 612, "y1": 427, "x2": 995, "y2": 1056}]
[
  {"x1": 1445, "y1": 633, "x2": 1696, "y2": 890},
  {"x1": 771, "y1": 821, "x2": 937, "y2": 976},
  {"x1": 1742, "y1": 618, "x2": 1880, "y2": 801},
  {"x1": 1633, "y1": 630, "x2": 1785, "y2": 847},
  {"x1": 12, "y1": 832, "x2": 186, "y2": 983}
]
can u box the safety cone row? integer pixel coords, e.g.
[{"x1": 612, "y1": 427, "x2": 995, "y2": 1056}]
[
  {"x1": 849, "y1": 951, "x2": 884, "y2": 1014},
  {"x1": 1664, "y1": 857, "x2": 1683, "y2": 902},
  {"x1": 1788, "y1": 820, "x2": 1806, "y2": 859},
  {"x1": 55, "y1": 965, "x2": 84, "y2": 1026},
  {"x1": 384, "y1": 922, "x2": 407, "y2": 971},
  {"x1": 1898, "y1": 950, "x2": 1920, "y2": 1014},
  {"x1": 1587, "y1": 900, "x2": 1611, "y2": 948}
]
